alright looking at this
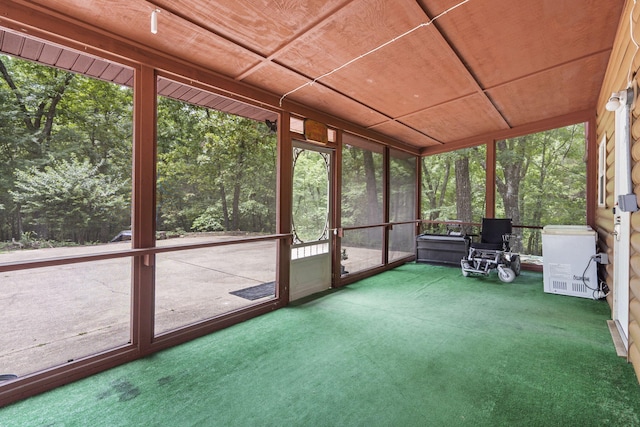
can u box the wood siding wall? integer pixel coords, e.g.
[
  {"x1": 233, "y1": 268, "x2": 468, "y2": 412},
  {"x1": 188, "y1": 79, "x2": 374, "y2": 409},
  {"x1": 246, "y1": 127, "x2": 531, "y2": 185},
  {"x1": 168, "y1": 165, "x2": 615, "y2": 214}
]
[{"x1": 596, "y1": 0, "x2": 640, "y2": 382}]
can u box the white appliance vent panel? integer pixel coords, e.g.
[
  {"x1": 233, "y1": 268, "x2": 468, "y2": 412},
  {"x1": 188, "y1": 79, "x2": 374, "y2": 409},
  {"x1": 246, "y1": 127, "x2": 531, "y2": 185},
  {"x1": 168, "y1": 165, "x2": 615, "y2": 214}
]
[{"x1": 542, "y1": 226, "x2": 597, "y2": 299}]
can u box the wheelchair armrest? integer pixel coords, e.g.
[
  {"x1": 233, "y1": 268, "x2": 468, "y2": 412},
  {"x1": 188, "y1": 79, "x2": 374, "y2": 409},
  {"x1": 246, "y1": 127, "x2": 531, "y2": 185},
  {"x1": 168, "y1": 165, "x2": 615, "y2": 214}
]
[{"x1": 502, "y1": 233, "x2": 516, "y2": 242}]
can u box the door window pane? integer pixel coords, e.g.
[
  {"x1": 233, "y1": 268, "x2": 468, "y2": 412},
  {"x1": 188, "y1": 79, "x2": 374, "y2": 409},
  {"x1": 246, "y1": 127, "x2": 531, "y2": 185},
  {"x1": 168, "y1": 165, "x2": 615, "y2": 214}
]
[
  {"x1": 389, "y1": 149, "x2": 416, "y2": 261},
  {"x1": 341, "y1": 134, "x2": 383, "y2": 274},
  {"x1": 292, "y1": 147, "x2": 330, "y2": 244}
]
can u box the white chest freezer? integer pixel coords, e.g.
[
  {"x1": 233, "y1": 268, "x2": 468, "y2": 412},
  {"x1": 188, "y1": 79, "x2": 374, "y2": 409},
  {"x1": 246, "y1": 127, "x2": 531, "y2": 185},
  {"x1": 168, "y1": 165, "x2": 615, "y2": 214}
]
[{"x1": 542, "y1": 225, "x2": 597, "y2": 299}]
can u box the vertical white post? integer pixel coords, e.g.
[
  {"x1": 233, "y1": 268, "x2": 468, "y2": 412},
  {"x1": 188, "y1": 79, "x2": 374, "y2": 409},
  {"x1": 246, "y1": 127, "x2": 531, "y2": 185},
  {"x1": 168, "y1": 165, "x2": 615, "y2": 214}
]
[{"x1": 613, "y1": 89, "x2": 632, "y2": 350}]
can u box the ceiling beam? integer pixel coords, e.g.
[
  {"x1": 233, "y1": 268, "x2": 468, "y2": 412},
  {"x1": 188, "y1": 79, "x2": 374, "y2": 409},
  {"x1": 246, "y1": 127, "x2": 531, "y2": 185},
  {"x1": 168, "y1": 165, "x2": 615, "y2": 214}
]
[{"x1": 420, "y1": 108, "x2": 594, "y2": 156}]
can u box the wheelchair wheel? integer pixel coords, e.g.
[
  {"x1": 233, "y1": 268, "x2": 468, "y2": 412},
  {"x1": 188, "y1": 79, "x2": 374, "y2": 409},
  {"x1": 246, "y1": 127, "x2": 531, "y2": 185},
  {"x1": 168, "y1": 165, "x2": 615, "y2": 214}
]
[
  {"x1": 510, "y1": 254, "x2": 521, "y2": 276},
  {"x1": 498, "y1": 266, "x2": 516, "y2": 283},
  {"x1": 461, "y1": 260, "x2": 470, "y2": 277}
]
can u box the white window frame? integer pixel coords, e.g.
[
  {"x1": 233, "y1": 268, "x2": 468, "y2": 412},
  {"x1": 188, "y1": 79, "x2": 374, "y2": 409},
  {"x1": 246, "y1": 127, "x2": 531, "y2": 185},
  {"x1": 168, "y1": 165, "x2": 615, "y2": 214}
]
[{"x1": 598, "y1": 135, "x2": 607, "y2": 207}]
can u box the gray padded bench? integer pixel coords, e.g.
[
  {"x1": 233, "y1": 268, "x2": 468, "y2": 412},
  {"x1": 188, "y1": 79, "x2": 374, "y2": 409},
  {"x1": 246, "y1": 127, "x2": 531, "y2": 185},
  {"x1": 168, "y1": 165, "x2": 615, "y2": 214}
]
[{"x1": 416, "y1": 234, "x2": 469, "y2": 266}]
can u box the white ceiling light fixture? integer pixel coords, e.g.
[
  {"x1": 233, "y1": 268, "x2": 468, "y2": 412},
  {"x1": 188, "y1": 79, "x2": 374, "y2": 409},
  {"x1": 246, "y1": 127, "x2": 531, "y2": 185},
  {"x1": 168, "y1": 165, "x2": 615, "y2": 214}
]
[
  {"x1": 606, "y1": 92, "x2": 622, "y2": 111},
  {"x1": 606, "y1": 85, "x2": 636, "y2": 112},
  {"x1": 151, "y1": 9, "x2": 160, "y2": 34}
]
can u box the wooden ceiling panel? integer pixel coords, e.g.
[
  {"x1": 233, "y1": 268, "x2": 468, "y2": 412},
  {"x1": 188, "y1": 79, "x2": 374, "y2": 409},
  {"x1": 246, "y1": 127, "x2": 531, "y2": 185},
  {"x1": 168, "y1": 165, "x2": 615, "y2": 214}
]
[
  {"x1": 487, "y1": 52, "x2": 611, "y2": 127},
  {"x1": 152, "y1": 0, "x2": 350, "y2": 56},
  {"x1": 29, "y1": 0, "x2": 262, "y2": 77},
  {"x1": 420, "y1": 0, "x2": 624, "y2": 89},
  {"x1": 241, "y1": 62, "x2": 313, "y2": 101},
  {"x1": 320, "y1": 26, "x2": 478, "y2": 118},
  {"x1": 271, "y1": 0, "x2": 479, "y2": 118},
  {"x1": 400, "y1": 93, "x2": 509, "y2": 143},
  {"x1": 275, "y1": 0, "x2": 427, "y2": 78},
  {"x1": 296, "y1": 85, "x2": 392, "y2": 130}
]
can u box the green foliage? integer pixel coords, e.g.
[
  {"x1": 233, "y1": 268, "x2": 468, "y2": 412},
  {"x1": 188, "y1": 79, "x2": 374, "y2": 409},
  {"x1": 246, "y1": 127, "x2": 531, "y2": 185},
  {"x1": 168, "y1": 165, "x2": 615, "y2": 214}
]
[
  {"x1": 390, "y1": 151, "x2": 416, "y2": 222},
  {"x1": 1, "y1": 54, "x2": 276, "y2": 245},
  {"x1": 341, "y1": 144, "x2": 383, "y2": 229},
  {"x1": 0, "y1": 54, "x2": 133, "y2": 244},
  {"x1": 292, "y1": 149, "x2": 329, "y2": 242},
  {"x1": 340, "y1": 143, "x2": 385, "y2": 248},
  {"x1": 192, "y1": 207, "x2": 224, "y2": 232},
  {"x1": 11, "y1": 156, "x2": 130, "y2": 243},
  {"x1": 157, "y1": 98, "x2": 277, "y2": 235},
  {"x1": 422, "y1": 146, "x2": 486, "y2": 229}
]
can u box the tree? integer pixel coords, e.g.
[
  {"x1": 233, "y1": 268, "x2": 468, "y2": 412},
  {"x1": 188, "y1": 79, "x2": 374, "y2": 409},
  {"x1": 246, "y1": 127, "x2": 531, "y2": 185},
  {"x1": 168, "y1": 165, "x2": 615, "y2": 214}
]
[
  {"x1": 11, "y1": 157, "x2": 130, "y2": 243},
  {"x1": 0, "y1": 55, "x2": 133, "y2": 243},
  {"x1": 156, "y1": 98, "x2": 277, "y2": 234},
  {"x1": 341, "y1": 145, "x2": 381, "y2": 228},
  {"x1": 422, "y1": 127, "x2": 585, "y2": 256},
  {"x1": 0, "y1": 55, "x2": 72, "y2": 240},
  {"x1": 200, "y1": 111, "x2": 276, "y2": 232},
  {"x1": 522, "y1": 124, "x2": 584, "y2": 253},
  {"x1": 422, "y1": 153, "x2": 454, "y2": 233},
  {"x1": 389, "y1": 153, "x2": 416, "y2": 251},
  {"x1": 341, "y1": 144, "x2": 383, "y2": 246},
  {"x1": 0, "y1": 55, "x2": 74, "y2": 154},
  {"x1": 363, "y1": 150, "x2": 380, "y2": 226},
  {"x1": 454, "y1": 151, "x2": 473, "y2": 235}
]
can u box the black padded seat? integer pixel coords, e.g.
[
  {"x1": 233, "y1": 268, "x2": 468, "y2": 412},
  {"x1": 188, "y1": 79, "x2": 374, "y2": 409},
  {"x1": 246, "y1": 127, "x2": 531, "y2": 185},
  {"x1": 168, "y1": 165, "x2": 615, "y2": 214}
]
[{"x1": 470, "y1": 218, "x2": 512, "y2": 251}]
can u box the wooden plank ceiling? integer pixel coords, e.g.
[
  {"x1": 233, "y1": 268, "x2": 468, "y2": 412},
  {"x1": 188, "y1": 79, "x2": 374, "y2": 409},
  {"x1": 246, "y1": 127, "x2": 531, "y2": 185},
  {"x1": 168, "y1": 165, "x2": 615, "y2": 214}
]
[{"x1": 0, "y1": 0, "x2": 625, "y2": 150}]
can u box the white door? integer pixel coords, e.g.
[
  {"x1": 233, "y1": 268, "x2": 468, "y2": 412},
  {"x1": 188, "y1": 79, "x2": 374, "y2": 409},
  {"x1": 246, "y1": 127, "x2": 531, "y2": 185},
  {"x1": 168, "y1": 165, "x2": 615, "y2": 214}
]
[
  {"x1": 289, "y1": 142, "x2": 333, "y2": 301},
  {"x1": 612, "y1": 89, "x2": 632, "y2": 350}
]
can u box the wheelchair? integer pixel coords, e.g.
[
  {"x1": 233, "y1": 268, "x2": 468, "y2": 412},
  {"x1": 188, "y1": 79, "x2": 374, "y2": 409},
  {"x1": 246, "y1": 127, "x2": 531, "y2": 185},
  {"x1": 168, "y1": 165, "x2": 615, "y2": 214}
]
[{"x1": 460, "y1": 218, "x2": 521, "y2": 283}]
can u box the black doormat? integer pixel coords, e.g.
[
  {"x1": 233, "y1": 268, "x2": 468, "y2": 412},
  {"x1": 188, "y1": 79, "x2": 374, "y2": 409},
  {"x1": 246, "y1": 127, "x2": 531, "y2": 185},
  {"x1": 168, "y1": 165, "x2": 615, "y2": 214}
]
[{"x1": 229, "y1": 281, "x2": 276, "y2": 301}]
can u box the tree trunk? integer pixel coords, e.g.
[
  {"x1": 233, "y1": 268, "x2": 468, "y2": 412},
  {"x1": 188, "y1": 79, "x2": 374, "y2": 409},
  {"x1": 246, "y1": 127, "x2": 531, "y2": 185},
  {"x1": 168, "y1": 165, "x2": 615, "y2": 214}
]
[
  {"x1": 363, "y1": 150, "x2": 379, "y2": 224},
  {"x1": 220, "y1": 183, "x2": 230, "y2": 231},
  {"x1": 421, "y1": 157, "x2": 451, "y2": 233},
  {"x1": 455, "y1": 154, "x2": 472, "y2": 233},
  {"x1": 363, "y1": 150, "x2": 381, "y2": 244},
  {"x1": 232, "y1": 180, "x2": 241, "y2": 230},
  {"x1": 495, "y1": 138, "x2": 529, "y2": 252}
]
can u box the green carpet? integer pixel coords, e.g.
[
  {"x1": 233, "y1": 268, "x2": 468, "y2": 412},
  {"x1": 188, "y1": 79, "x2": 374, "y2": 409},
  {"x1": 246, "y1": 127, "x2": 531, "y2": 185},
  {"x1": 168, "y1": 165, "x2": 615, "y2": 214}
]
[{"x1": 2, "y1": 263, "x2": 640, "y2": 426}]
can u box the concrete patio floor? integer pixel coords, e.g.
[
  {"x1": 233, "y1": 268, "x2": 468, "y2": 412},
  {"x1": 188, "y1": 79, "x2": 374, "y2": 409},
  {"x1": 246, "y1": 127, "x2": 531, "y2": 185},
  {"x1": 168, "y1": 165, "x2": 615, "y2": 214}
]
[
  {"x1": 0, "y1": 235, "x2": 277, "y2": 377},
  {"x1": 0, "y1": 234, "x2": 402, "y2": 378}
]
